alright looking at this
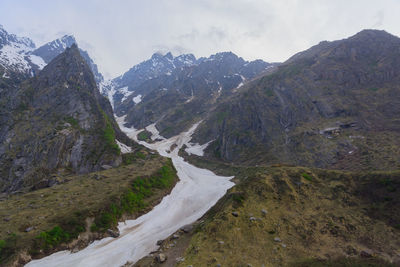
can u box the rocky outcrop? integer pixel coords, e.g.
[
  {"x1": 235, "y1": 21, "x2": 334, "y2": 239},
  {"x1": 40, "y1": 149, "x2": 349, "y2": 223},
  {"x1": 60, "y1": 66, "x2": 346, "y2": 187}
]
[{"x1": 0, "y1": 44, "x2": 128, "y2": 193}]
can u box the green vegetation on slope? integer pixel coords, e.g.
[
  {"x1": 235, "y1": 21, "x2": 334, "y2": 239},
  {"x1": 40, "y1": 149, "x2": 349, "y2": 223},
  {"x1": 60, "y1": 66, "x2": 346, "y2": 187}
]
[
  {"x1": 176, "y1": 159, "x2": 399, "y2": 266},
  {"x1": 0, "y1": 153, "x2": 177, "y2": 265},
  {"x1": 102, "y1": 112, "x2": 121, "y2": 155},
  {"x1": 91, "y1": 160, "x2": 176, "y2": 232}
]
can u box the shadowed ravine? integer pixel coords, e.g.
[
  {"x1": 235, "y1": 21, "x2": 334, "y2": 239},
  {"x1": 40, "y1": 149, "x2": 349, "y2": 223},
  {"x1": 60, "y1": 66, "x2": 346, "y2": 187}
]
[{"x1": 25, "y1": 116, "x2": 234, "y2": 267}]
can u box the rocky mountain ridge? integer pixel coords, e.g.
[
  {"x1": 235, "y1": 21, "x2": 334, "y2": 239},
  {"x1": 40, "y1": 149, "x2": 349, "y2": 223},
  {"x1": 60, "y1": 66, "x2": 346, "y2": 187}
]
[
  {"x1": 0, "y1": 25, "x2": 103, "y2": 84},
  {"x1": 192, "y1": 29, "x2": 400, "y2": 171},
  {"x1": 109, "y1": 51, "x2": 274, "y2": 137}
]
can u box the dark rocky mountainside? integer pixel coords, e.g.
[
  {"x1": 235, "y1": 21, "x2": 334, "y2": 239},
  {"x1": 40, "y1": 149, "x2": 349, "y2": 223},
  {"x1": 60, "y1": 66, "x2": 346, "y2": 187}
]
[
  {"x1": 193, "y1": 29, "x2": 400, "y2": 171},
  {"x1": 0, "y1": 44, "x2": 128, "y2": 194},
  {"x1": 115, "y1": 52, "x2": 273, "y2": 137}
]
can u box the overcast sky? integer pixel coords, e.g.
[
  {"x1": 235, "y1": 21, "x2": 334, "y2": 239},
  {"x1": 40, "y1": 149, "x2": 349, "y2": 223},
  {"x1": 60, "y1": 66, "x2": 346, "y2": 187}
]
[{"x1": 1, "y1": 0, "x2": 399, "y2": 79}]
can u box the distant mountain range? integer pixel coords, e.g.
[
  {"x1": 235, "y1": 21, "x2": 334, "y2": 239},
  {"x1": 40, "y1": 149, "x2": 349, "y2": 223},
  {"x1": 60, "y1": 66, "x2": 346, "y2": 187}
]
[
  {"x1": 101, "y1": 51, "x2": 274, "y2": 137},
  {"x1": 2, "y1": 24, "x2": 400, "y2": 194},
  {"x1": 0, "y1": 25, "x2": 103, "y2": 83}
]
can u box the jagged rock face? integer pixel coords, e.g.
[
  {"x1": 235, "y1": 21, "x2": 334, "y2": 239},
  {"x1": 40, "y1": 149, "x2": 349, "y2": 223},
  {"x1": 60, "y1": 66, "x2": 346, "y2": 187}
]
[
  {"x1": 32, "y1": 35, "x2": 104, "y2": 84},
  {"x1": 113, "y1": 51, "x2": 272, "y2": 137},
  {"x1": 194, "y1": 30, "x2": 400, "y2": 171},
  {"x1": 0, "y1": 44, "x2": 123, "y2": 193},
  {"x1": 100, "y1": 52, "x2": 199, "y2": 109},
  {"x1": 31, "y1": 35, "x2": 76, "y2": 63}
]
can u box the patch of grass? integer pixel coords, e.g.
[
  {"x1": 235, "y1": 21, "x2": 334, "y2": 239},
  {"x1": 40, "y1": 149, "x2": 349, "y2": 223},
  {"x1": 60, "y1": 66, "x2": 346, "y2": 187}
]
[
  {"x1": 122, "y1": 152, "x2": 146, "y2": 165},
  {"x1": 0, "y1": 233, "x2": 17, "y2": 263},
  {"x1": 102, "y1": 113, "x2": 120, "y2": 155},
  {"x1": 368, "y1": 87, "x2": 379, "y2": 92},
  {"x1": 264, "y1": 87, "x2": 274, "y2": 97},
  {"x1": 92, "y1": 159, "x2": 177, "y2": 231},
  {"x1": 216, "y1": 111, "x2": 228, "y2": 124},
  {"x1": 177, "y1": 165, "x2": 400, "y2": 267},
  {"x1": 64, "y1": 116, "x2": 79, "y2": 128},
  {"x1": 290, "y1": 257, "x2": 396, "y2": 267},
  {"x1": 137, "y1": 131, "x2": 151, "y2": 141},
  {"x1": 301, "y1": 172, "x2": 313, "y2": 181},
  {"x1": 0, "y1": 155, "x2": 169, "y2": 264},
  {"x1": 34, "y1": 226, "x2": 72, "y2": 251}
]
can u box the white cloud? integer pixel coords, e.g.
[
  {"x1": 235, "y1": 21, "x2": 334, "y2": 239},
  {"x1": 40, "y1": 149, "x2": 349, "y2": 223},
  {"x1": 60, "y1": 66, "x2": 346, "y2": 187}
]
[{"x1": 1, "y1": 0, "x2": 400, "y2": 79}]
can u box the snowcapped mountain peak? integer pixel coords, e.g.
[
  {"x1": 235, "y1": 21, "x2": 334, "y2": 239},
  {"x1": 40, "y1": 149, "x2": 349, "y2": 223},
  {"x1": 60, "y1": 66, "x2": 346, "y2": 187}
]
[
  {"x1": 0, "y1": 25, "x2": 37, "y2": 74},
  {"x1": 0, "y1": 25, "x2": 35, "y2": 50},
  {"x1": 174, "y1": 53, "x2": 196, "y2": 67},
  {"x1": 0, "y1": 26, "x2": 103, "y2": 81}
]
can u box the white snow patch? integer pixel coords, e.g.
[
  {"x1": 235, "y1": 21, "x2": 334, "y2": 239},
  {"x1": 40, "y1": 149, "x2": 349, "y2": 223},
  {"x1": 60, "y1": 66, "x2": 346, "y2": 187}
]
[
  {"x1": 28, "y1": 54, "x2": 46, "y2": 70},
  {"x1": 185, "y1": 89, "x2": 194, "y2": 103},
  {"x1": 118, "y1": 86, "x2": 133, "y2": 103},
  {"x1": 116, "y1": 140, "x2": 132, "y2": 154},
  {"x1": 100, "y1": 80, "x2": 117, "y2": 109},
  {"x1": 133, "y1": 94, "x2": 142, "y2": 104},
  {"x1": 235, "y1": 75, "x2": 246, "y2": 89},
  {"x1": 2, "y1": 72, "x2": 9, "y2": 78},
  {"x1": 0, "y1": 44, "x2": 31, "y2": 72},
  {"x1": 26, "y1": 117, "x2": 234, "y2": 267},
  {"x1": 145, "y1": 123, "x2": 165, "y2": 141},
  {"x1": 185, "y1": 140, "x2": 213, "y2": 156}
]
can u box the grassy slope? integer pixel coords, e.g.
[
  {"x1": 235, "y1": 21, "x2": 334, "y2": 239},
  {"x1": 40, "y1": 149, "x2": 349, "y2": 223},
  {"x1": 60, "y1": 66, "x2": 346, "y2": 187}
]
[
  {"x1": 176, "y1": 157, "x2": 400, "y2": 266},
  {"x1": 0, "y1": 151, "x2": 178, "y2": 266}
]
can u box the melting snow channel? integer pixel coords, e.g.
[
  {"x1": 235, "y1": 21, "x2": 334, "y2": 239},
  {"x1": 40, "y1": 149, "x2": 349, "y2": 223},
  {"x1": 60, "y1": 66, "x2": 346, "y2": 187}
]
[{"x1": 26, "y1": 115, "x2": 234, "y2": 267}]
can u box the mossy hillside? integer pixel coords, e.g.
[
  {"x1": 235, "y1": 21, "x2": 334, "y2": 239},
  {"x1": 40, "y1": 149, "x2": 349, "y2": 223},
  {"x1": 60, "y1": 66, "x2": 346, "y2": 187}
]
[
  {"x1": 0, "y1": 154, "x2": 177, "y2": 265},
  {"x1": 90, "y1": 160, "x2": 176, "y2": 232},
  {"x1": 101, "y1": 111, "x2": 121, "y2": 155},
  {"x1": 177, "y1": 164, "x2": 400, "y2": 266}
]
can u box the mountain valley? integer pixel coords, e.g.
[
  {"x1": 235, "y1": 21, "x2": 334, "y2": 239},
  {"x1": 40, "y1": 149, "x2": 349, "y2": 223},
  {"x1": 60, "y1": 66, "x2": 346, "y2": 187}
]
[{"x1": 0, "y1": 23, "x2": 399, "y2": 267}]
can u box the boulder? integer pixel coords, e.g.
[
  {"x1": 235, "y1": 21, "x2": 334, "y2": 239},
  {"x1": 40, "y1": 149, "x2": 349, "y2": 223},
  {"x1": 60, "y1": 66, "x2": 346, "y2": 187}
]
[
  {"x1": 181, "y1": 224, "x2": 193, "y2": 233},
  {"x1": 156, "y1": 253, "x2": 167, "y2": 263},
  {"x1": 101, "y1": 165, "x2": 113, "y2": 170},
  {"x1": 360, "y1": 249, "x2": 373, "y2": 258},
  {"x1": 107, "y1": 229, "x2": 120, "y2": 238},
  {"x1": 261, "y1": 209, "x2": 268, "y2": 216},
  {"x1": 172, "y1": 234, "x2": 179, "y2": 239}
]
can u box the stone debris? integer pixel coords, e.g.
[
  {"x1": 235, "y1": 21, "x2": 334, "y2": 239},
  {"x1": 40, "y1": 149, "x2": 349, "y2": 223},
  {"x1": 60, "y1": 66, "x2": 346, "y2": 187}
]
[{"x1": 156, "y1": 253, "x2": 167, "y2": 263}]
